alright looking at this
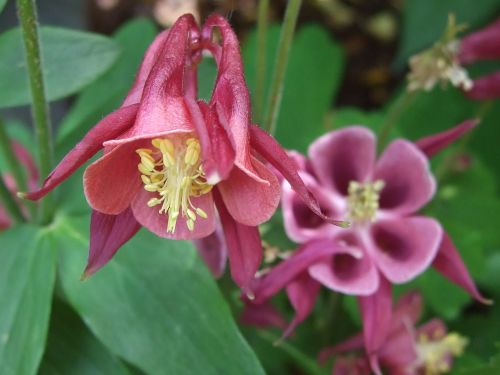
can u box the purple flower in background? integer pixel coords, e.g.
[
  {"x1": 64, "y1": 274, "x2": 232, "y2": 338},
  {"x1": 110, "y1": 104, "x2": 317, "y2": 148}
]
[
  {"x1": 244, "y1": 121, "x2": 488, "y2": 373},
  {"x1": 321, "y1": 291, "x2": 468, "y2": 375}
]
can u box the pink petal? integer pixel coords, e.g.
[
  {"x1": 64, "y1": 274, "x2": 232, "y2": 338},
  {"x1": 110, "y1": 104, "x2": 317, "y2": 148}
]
[
  {"x1": 217, "y1": 156, "x2": 280, "y2": 226},
  {"x1": 433, "y1": 231, "x2": 491, "y2": 304},
  {"x1": 0, "y1": 205, "x2": 11, "y2": 230},
  {"x1": 283, "y1": 272, "x2": 321, "y2": 338},
  {"x1": 332, "y1": 357, "x2": 371, "y2": 375},
  {"x1": 308, "y1": 127, "x2": 376, "y2": 196},
  {"x1": 282, "y1": 172, "x2": 342, "y2": 243},
  {"x1": 83, "y1": 208, "x2": 141, "y2": 278},
  {"x1": 358, "y1": 277, "x2": 392, "y2": 375},
  {"x1": 415, "y1": 119, "x2": 478, "y2": 158},
  {"x1": 251, "y1": 239, "x2": 355, "y2": 304},
  {"x1": 23, "y1": 104, "x2": 139, "y2": 201},
  {"x1": 213, "y1": 188, "x2": 262, "y2": 294},
  {"x1": 375, "y1": 140, "x2": 436, "y2": 215},
  {"x1": 393, "y1": 290, "x2": 423, "y2": 325},
  {"x1": 240, "y1": 301, "x2": 287, "y2": 330},
  {"x1": 193, "y1": 225, "x2": 227, "y2": 278},
  {"x1": 466, "y1": 72, "x2": 500, "y2": 100},
  {"x1": 459, "y1": 18, "x2": 500, "y2": 65},
  {"x1": 369, "y1": 217, "x2": 443, "y2": 283},
  {"x1": 318, "y1": 334, "x2": 365, "y2": 364},
  {"x1": 249, "y1": 124, "x2": 347, "y2": 227},
  {"x1": 190, "y1": 100, "x2": 235, "y2": 184},
  {"x1": 309, "y1": 232, "x2": 379, "y2": 295},
  {"x1": 417, "y1": 318, "x2": 447, "y2": 338},
  {"x1": 83, "y1": 138, "x2": 147, "y2": 215},
  {"x1": 12, "y1": 142, "x2": 39, "y2": 189},
  {"x1": 131, "y1": 188, "x2": 216, "y2": 240}
]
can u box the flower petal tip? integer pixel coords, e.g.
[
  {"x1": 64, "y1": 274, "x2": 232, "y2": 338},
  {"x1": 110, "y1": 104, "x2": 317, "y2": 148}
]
[
  {"x1": 16, "y1": 192, "x2": 27, "y2": 199},
  {"x1": 207, "y1": 172, "x2": 222, "y2": 185},
  {"x1": 335, "y1": 220, "x2": 351, "y2": 229},
  {"x1": 80, "y1": 267, "x2": 95, "y2": 281}
]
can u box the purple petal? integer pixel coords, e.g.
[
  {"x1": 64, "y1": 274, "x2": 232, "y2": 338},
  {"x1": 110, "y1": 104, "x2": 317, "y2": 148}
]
[
  {"x1": 358, "y1": 277, "x2": 392, "y2": 375},
  {"x1": 83, "y1": 208, "x2": 141, "y2": 278},
  {"x1": 213, "y1": 188, "x2": 262, "y2": 295},
  {"x1": 415, "y1": 119, "x2": 478, "y2": 158},
  {"x1": 308, "y1": 127, "x2": 376, "y2": 196},
  {"x1": 308, "y1": 232, "x2": 379, "y2": 295},
  {"x1": 369, "y1": 217, "x2": 443, "y2": 283},
  {"x1": 433, "y1": 231, "x2": 491, "y2": 304},
  {"x1": 283, "y1": 272, "x2": 321, "y2": 338},
  {"x1": 466, "y1": 72, "x2": 500, "y2": 100},
  {"x1": 240, "y1": 301, "x2": 287, "y2": 330},
  {"x1": 393, "y1": 290, "x2": 423, "y2": 324},
  {"x1": 193, "y1": 225, "x2": 227, "y2": 278},
  {"x1": 459, "y1": 18, "x2": 500, "y2": 65},
  {"x1": 318, "y1": 334, "x2": 365, "y2": 364},
  {"x1": 375, "y1": 140, "x2": 436, "y2": 215},
  {"x1": 249, "y1": 124, "x2": 348, "y2": 227}
]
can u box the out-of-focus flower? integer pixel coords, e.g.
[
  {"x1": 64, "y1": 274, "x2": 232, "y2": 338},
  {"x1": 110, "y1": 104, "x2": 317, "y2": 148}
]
[
  {"x1": 21, "y1": 14, "x2": 344, "y2": 293},
  {"x1": 0, "y1": 142, "x2": 38, "y2": 230},
  {"x1": 243, "y1": 121, "x2": 488, "y2": 370},
  {"x1": 321, "y1": 291, "x2": 468, "y2": 375}
]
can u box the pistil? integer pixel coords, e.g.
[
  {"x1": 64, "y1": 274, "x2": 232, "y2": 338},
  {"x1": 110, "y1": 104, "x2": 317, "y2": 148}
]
[{"x1": 346, "y1": 180, "x2": 385, "y2": 223}]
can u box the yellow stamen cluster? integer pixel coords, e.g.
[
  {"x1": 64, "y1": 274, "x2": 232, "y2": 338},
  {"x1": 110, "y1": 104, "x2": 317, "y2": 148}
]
[
  {"x1": 137, "y1": 137, "x2": 212, "y2": 233},
  {"x1": 346, "y1": 180, "x2": 385, "y2": 224},
  {"x1": 415, "y1": 330, "x2": 468, "y2": 375}
]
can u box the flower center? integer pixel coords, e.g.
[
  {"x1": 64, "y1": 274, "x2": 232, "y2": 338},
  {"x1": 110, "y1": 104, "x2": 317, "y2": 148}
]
[
  {"x1": 346, "y1": 180, "x2": 385, "y2": 223},
  {"x1": 415, "y1": 331, "x2": 468, "y2": 375},
  {"x1": 136, "y1": 137, "x2": 212, "y2": 233}
]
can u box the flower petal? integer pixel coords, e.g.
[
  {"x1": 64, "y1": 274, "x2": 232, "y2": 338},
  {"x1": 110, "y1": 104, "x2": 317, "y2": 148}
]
[
  {"x1": 240, "y1": 302, "x2": 287, "y2": 330},
  {"x1": 393, "y1": 290, "x2": 423, "y2": 324},
  {"x1": 0, "y1": 205, "x2": 11, "y2": 230},
  {"x1": 282, "y1": 172, "x2": 342, "y2": 243},
  {"x1": 249, "y1": 124, "x2": 348, "y2": 227},
  {"x1": 193, "y1": 224, "x2": 227, "y2": 278},
  {"x1": 433, "y1": 231, "x2": 491, "y2": 304},
  {"x1": 217, "y1": 156, "x2": 280, "y2": 226},
  {"x1": 466, "y1": 72, "x2": 500, "y2": 100},
  {"x1": 131, "y1": 188, "x2": 216, "y2": 240},
  {"x1": 369, "y1": 217, "x2": 443, "y2": 283},
  {"x1": 308, "y1": 127, "x2": 376, "y2": 196},
  {"x1": 213, "y1": 188, "x2": 262, "y2": 295},
  {"x1": 282, "y1": 272, "x2": 321, "y2": 339},
  {"x1": 358, "y1": 277, "x2": 392, "y2": 375},
  {"x1": 12, "y1": 142, "x2": 39, "y2": 189},
  {"x1": 459, "y1": 18, "x2": 500, "y2": 65},
  {"x1": 415, "y1": 119, "x2": 478, "y2": 158},
  {"x1": 308, "y1": 233, "x2": 379, "y2": 295},
  {"x1": 23, "y1": 104, "x2": 139, "y2": 201},
  {"x1": 83, "y1": 208, "x2": 141, "y2": 278},
  {"x1": 375, "y1": 140, "x2": 436, "y2": 215}
]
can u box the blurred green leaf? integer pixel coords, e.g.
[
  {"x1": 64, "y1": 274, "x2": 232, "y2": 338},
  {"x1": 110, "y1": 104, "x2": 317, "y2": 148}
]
[
  {"x1": 0, "y1": 26, "x2": 120, "y2": 108},
  {"x1": 0, "y1": 0, "x2": 6, "y2": 14},
  {"x1": 53, "y1": 215, "x2": 265, "y2": 375},
  {"x1": 57, "y1": 19, "x2": 156, "y2": 148},
  {"x1": 39, "y1": 299, "x2": 130, "y2": 375},
  {"x1": 0, "y1": 225, "x2": 56, "y2": 375},
  {"x1": 394, "y1": 0, "x2": 500, "y2": 69},
  {"x1": 243, "y1": 24, "x2": 344, "y2": 152}
]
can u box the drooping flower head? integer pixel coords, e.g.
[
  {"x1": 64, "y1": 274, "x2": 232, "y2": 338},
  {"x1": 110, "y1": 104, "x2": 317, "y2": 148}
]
[
  {"x1": 21, "y1": 14, "x2": 345, "y2": 293},
  {"x1": 321, "y1": 291, "x2": 468, "y2": 375}
]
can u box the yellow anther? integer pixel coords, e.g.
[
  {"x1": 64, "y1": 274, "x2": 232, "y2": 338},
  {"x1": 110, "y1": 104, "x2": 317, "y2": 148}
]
[
  {"x1": 147, "y1": 198, "x2": 161, "y2": 207},
  {"x1": 141, "y1": 175, "x2": 151, "y2": 185},
  {"x1": 196, "y1": 208, "x2": 207, "y2": 218},
  {"x1": 416, "y1": 331, "x2": 468, "y2": 375},
  {"x1": 144, "y1": 184, "x2": 157, "y2": 192},
  {"x1": 138, "y1": 163, "x2": 152, "y2": 175},
  {"x1": 187, "y1": 209, "x2": 196, "y2": 221},
  {"x1": 347, "y1": 179, "x2": 385, "y2": 224},
  {"x1": 187, "y1": 219, "x2": 195, "y2": 231},
  {"x1": 141, "y1": 156, "x2": 155, "y2": 171},
  {"x1": 136, "y1": 148, "x2": 153, "y2": 155}
]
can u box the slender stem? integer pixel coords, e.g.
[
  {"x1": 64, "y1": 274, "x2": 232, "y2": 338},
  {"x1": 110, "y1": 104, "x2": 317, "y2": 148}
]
[
  {"x1": 255, "y1": 0, "x2": 269, "y2": 124},
  {"x1": 16, "y1": 0, "x2": 54, "y2": 224},
  {"x1": 0, "y1": 176, "x2": 25, "y2": 224},
  {"x1": 257, "y1": 330, "x2": 327, "y2": 375},
  {"x1": 378, "y1": 90, "x2": 415, "y2": 153},
  {"x1": 0, "y1": 120, "x2": 28, "y2": 192},
  {"x1": 264, "y1": 0, "x2": 302, "y2": 135}
]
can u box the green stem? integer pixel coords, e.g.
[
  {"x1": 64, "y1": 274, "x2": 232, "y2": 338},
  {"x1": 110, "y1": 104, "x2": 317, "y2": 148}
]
[
  {"x1": 0, "y1": 176, "x2": 25, "y2": 224},
  {"x1": 0, "y1": 120, "x2": 28, "y2": 193},
  {"x1": 255, "y1": 0, "x2": 269, "y2": 124},
  {"x1": 16, "y1": 0, "x2": 54, "y2": 224},
  {"x1": 264, "y1": 0, "x2": 302, "y2": 135},
  {"x1": 258, "y1": 330, "x2": 327, "y2": 375},
  {"x1": 378, "y1": 90, "x2": 415, "y2": 153}
]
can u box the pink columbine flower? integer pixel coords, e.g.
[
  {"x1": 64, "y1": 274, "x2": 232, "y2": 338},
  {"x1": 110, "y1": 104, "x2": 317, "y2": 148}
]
[
  {"x1": 321, "y1": 291, "x2": 468, "y2": 375},
  {"x1": 0, "y1": 142, "x2": 38, "y2": 229},
  {"x1": 21, "y1": 14, "x2": 343, "y2": 293},
  {"x1": 244, "y1": 121, "x2": 488, "y2": 363}
]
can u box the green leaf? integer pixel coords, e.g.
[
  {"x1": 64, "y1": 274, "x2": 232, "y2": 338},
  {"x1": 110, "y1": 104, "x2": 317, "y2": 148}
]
[
  {"x1": 0, "y1": 225, "x2": 56, "y2": 375},
  {"x1": 38, "y1": 299, "x2": 130, "y2": 375},
  {"x1": 0, "y1": 26, "x2": 120, "y2": 108},
  {"x1": 57, "y1": 19, "x2": 157, "y2": 148},
  {"x1": 243, "y1": 24, "x2": 344, "y2": 152},
  {"x1": 394, "y1": 0, "x2": 500, "y2": 69},
  {"x1": 53, "y1": 215, "x2": 265, "y2": 375},
  {"x1": 0, "y1": 0, "x2": 6, "y2": 14}
]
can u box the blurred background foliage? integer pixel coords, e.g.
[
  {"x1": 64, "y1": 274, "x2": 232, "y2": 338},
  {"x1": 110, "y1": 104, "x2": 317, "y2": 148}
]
[{"x1": 1, "y1": 0, "x2": 500, "y2": 374}]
